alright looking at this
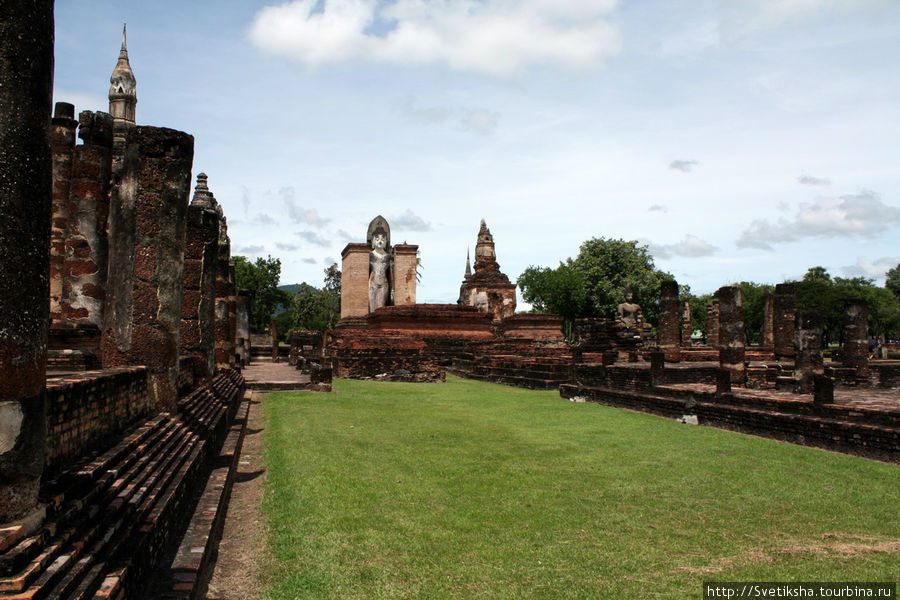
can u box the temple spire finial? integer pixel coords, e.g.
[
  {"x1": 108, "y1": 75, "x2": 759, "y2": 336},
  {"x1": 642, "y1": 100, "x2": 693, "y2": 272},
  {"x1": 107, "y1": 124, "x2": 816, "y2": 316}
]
[{"x1": 120, "y1": 23, "x2": 128, "y2": 58}]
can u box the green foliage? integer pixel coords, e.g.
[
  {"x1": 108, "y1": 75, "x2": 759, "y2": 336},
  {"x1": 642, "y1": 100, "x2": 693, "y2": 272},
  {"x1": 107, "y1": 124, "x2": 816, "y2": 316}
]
[
  {"x1": 291, "y1": 264, "x2": 341, "y2": 332},
  {"x1": 262, "y1": 377, "x2": 900, "y2": 599},
  {"x1": 517, "y1": 263, "x2": 587, "y2": 337},
  {"x1": 794, "y1": 266, "x2": 900, "y2": 342},
  {"x1": 232, "y1": 255, "x2": 291, "y2": 332},
  {"x1": 886, "y1": 263, "x2": 900, "y2": 298},
  {"x1": 737, "y1": 282, "x2": 774, "y2": 345},
  {"x1": 517, "y1": 237, "x2": 673, "y2": 329}
]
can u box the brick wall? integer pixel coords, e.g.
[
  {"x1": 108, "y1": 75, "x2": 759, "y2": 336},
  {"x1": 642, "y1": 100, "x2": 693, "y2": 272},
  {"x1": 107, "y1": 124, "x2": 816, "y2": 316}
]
[{"x1": 44, "y1": 366, "x2": 152, "y2": 475}]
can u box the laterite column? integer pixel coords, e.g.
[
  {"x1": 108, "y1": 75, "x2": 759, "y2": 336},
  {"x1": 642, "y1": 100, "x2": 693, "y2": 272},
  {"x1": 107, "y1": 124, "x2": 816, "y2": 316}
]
[
  {"x1": 658, "y1": 280, "x2": 681, "y2": 361},
  {"x1": 717, "y1": 286, "x2": 746, "y2": 385},
  {"x1": 0, "y1": 0, "x2": 53, "y2": 523}
]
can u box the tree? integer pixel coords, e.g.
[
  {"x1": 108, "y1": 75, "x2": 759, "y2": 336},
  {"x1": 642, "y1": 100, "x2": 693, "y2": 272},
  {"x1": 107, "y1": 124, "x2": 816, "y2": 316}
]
[
  {"x1": 517, "y1": 237, "x2": 673, "y2": 330},
  {"x1": 794, "y1": 267, "x2": 900, "y2": 343},
  {"x1": 292, "y1": 263, "x2": 341, "y2": 332},
  {"x1": 737, "y1": 282, "x2": 774, "y2": 345},
  {"x1": 232, "y1": 255, "x2": 291, "y2": 332},
  {"x1": 886, "y1": 264, "x2": 900, "y2": 299},
  {"x1": 518, "y1": 263, "x2": 587, "y2": 338}
]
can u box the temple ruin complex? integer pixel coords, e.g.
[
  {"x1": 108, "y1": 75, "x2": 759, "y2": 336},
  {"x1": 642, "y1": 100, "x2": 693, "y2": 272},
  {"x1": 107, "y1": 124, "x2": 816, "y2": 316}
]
[{"x1": 0, "y1": 9, "x2": 897, "y2": 600}]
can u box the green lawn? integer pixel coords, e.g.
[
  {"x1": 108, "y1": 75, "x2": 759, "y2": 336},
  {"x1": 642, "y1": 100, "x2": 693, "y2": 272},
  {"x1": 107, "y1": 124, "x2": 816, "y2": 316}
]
[{"x1": 260, "y1": 376, "x2": 899, "y2": 599}]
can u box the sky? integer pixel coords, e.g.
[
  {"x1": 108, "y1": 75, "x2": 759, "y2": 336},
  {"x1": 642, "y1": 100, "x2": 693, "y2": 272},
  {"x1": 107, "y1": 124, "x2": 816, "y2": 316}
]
[{"x1": 53, "y1": 0, "x2": 900, "y2": 304}]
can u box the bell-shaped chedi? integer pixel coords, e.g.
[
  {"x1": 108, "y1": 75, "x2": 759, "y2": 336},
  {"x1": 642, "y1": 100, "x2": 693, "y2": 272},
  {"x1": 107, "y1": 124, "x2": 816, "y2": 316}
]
[{"x1": 458, "y1": 219, "x2": 516, "y2": 322}]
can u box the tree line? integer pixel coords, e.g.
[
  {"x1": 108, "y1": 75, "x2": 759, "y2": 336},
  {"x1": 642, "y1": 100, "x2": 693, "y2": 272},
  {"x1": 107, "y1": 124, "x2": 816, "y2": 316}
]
[{"x1": 518, "y1": 237, "x2": 900, "y2": 344}]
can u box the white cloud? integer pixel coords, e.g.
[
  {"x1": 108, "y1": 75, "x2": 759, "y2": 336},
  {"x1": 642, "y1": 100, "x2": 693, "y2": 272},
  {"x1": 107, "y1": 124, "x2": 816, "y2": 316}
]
[
  {"x1": 798, "y1": 174, "x2": 831, "y2": 186},
  {"x1": 840, "y1": 256, "x2": 900, "y2": 282},
  {"x1": 648, "y1": 235, "x2": 718, "y2": 260},
  {"x1": 248, "y1": 0, "x2": 622, "y2": 76},
  {"x1": 276, "y1": 242, "x2": 301, "y2": 251},
  {"x1": 649, "y1": 204, "x2": 668, "y2": 213},
  {"x1": 737, "y1": 190, "x2": 900, "y2": 250},
  {"x1": 461, "y1": 109, "x2": 498, "y2": 135},
  {"x1": 391, "y1": 209, "x2": 432, "y2": 232},
  {"x1": 52, "y1": 89, "x2": 108, "y2": 114},
  {"x1": 280, "y1": 187, "x2": 331, "y2": 227},
  {"x1": 302, "y1": 257, "x2": 318, "y2": 264},
  {"x1": 669, "y1": 159, "x2": 698, "y2": 172},
  {"x1": 235, "y1": 245, "x2": 265, "y2": 255},
  {"x1": 721, "y1": 0, "x2": 894, "y2": 36},
  {"x1": 253, "y1": 213, "x2": 277, "y2": 225},
  {"x1": 297, "y1": 230, "x2": 332, "y2": 247}
]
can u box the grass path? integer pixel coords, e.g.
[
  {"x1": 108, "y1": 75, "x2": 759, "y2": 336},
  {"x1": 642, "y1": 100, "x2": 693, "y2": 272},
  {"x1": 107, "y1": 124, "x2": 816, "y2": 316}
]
[{"x1": 260, "y1": 376, "x2": 899, "y2": 599}]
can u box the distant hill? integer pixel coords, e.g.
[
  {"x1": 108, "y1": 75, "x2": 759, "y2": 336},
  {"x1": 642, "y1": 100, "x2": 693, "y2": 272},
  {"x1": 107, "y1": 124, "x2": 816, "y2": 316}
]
[{"x1": 278, "y1": 283, "x2": 301, "y2": 295}]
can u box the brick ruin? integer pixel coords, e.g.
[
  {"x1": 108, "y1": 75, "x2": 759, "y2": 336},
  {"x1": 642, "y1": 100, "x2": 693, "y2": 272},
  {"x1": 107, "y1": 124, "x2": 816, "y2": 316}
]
[
  {"x1": 0, "y1": 19, "x2": 262, "y2": 599},
  {"x1": 458, "y1": 219, "x2": 517, "y2": 322}
]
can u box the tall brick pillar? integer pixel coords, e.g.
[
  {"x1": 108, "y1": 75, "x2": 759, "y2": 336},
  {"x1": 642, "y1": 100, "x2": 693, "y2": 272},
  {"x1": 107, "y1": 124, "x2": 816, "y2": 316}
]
[
  {"x1": 214, "y1": 239, "x2": 235, "y2": 371},
  {"x1": 774, "y1": 283, "x2": 796, "y2": 362},
  {"x1": 102, "y1": 126, "x2": 194, "y2": 412},
  {"x1": 795, "y1": 311, "x2": 824, "y2": 393},
  {"x1": 717, "y1": 286, "x2": 746, "y2": 385},
  {"x1": 340, "y1": 243, "x2": 370, "y2": 319},
  {"x1": 236, "y1": 291, "x2": 250, "y2": 366},
  {"x1": 762, "y1": 291, "x2": 775, "y2": 347},
  {"x1": 706, "y1": 301, "x2": 719, "y2": 348},
  {"x1": 181, "y1": 175, "x2": 220, "y2": 379},
  {"x1": 681, "y1": 299, "x2": 692, "y2": 347},
  {"x1": 392, "y1": 244, "x2": 418, "y2": 306},
  {"x1": 61, "y1": 111, "x2": 113, "y2": 328},
  {"x1": 842, "y1": 298, "x2": 869, "y2": 379},
  {"x1": 658, "y1": 280, "x2": 681, "y2": 362},
  {"x1": 0, "y1": 0, "x2": 53, "y2": 523},
  {"x1": 49, "y1": 102, "x2": 78, "y2": 323}
]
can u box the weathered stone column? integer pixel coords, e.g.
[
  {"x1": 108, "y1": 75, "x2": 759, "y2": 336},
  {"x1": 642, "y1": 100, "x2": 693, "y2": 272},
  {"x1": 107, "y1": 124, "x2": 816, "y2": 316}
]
[
  {"x1": 706, "y1": 301, "x2": 719, "y2": 348},
  {"x1": 795, "y1": 311, "x2": 824, "y2": 393},
  {"x1": 61, "y1": 111, "x2": 113, "y2": 327},
  {"x1": 681, "y1": 300, "x2": 692, "y2": 347},
  {"x1": 0, "y1": 0, "x2": 53, "y2": 523},
  {"x1": 49, "y1": 102, "x2": 78, "y2": 323},
  {"x1": 340, "y1": 243, "x2": 370, "y2": 319},
  {"x1": 392, "y1": 244, "x2": 418, "y2": 306},
  {"x1": 717, "y1": 286, "x2": 746, "y2": 385},
  {"x1": 102, "y1": 126, "x2": 194, "y2": 412},
  {"x1": 214, "y1": 240, "x2": 236, "y2": 371},
  {"x1": 658, "y1": 280, "x2": 681, "y2": 362},
  {"x1": 236, "y1": 291, "x2": 250, "y2": 366},
  {"x1": 762, "y1": 291, "x2": 775, "y2": 347},
  {"x1": 842, "y1": 298, "x2": 869, "y2": 379},
  {"x1": 270, "y1": 319, "x2": 279, "y2": 361},
  {"x1": 774, "y1": 283, "x2": 796, "y2": 361},
  {"x1": 180, "y1": 176, "x2": 219, "y2": 379}
]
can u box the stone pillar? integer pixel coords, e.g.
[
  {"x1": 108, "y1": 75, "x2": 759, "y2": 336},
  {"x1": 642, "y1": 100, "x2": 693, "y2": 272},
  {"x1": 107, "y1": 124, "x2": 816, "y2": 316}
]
[
  {"x1": 706, "y1": 301, "x2": 719, "y2": 348},
  {"x1": 61, "y1": 111, "x2": 113, "y2": 328},
  {"x1": 392, "y1": 244, "x2": 418, "y2": 306},
  {"x1": 0, "y1": 0, "x2": 53, "y2": 523},
  {"x1": 842, "y1": 298, "x2": 869, "y2": 379},
  {"x1": 229, "y1": 265, "x2": 237, "y2": 367},
  {"x1": 340, "y1": 243, "x2": 369, "y2": 319},
  {"x1": 774, "y1": 283, "x2": 796, "y2": 361},
  {"x1": 236, "y1": 291, "x2": 250, "y2": 366},
  {"x1": 717, "y1": 286, "x2": 746, "y2": 385},
  {"x1": 649, "y1": 351, "x2": 665, "y2": 387},
  {"x1": 270, "y1": 319, "x2": 279, "y2": 361},
  {"x1": 681, "y1": 300, "x2": 692, "y2": 347},
  {"x1": 762, "y1": 291, "x2": 775, "y2": 347},
  {"x1": 658, "y1": 280, "x2": 681, "y2": 362},
  {"x1": 214, "y1": 241, "x2": 235, "y2": 371},
  {"x1": 180, "y1": 199, "x2": 219, "y2": 379},
  {"x1": 794, "y1": 311, "x2": 824, "y2": 394},
  {"x1": 49, "y1": 102, "x2": 78, "y2": 323},
  {"x1": 102, "y1": 126, "x2": 194, "y2": 412}
]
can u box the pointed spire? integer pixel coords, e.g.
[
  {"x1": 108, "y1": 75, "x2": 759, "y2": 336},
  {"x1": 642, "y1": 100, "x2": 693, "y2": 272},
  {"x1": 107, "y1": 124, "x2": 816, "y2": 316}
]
[
  {"x1": 190, "y1": 173, "x2": 217, "y2": 209},
  {"x1": 120, "y1": 23, "x2": 128, "y2": 58},
  {"x1": 464, "y1": 248, "x2": 472, "y2": 279}
]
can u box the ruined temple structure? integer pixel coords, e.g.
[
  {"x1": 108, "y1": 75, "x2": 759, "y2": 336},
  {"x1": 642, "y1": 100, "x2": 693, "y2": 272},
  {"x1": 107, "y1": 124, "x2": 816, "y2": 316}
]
[
  {"x1": 458, "y1": 219, "x2": 517, "y2": 322},
  {"x1": 0, "y1": 21, "x2": 264, "y2": 598}
]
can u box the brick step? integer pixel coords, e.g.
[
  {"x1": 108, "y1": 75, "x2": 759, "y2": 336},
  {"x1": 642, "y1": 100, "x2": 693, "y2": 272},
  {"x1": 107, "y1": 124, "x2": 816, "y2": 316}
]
[{"x1": 154, "y1": 394, "x2": 250, "y2": 599}]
